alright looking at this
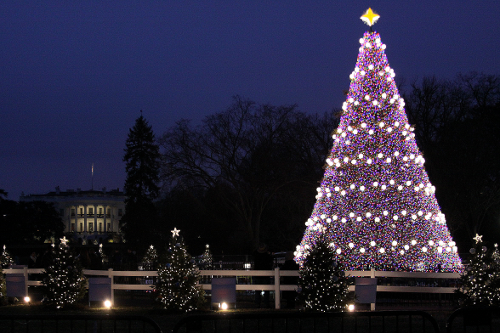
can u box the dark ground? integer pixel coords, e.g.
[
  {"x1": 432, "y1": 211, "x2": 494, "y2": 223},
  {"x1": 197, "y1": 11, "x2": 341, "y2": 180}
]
[{"x1": 0, "y1": 288, "x2": 460, "y2": 332}]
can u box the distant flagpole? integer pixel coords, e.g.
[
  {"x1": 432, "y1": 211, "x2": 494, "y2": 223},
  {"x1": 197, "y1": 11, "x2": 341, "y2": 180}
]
[{"x1": 91, "y1": 163, "x2": 94, "y2": 190}]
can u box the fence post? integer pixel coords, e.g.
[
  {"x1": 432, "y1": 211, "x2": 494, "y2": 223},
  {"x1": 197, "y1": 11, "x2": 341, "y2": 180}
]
[
  {"x1": 108, "y1": 268, "x2": 114, "y2": 305},
  {"x1": 371, "y1": 268, "x2": 376, "y2": 311},
  {"x1": 274, "y1": 267, "x2": 280, "y2": 309},
  {"x1": 23, "y1": 266, "x2": 29, "y2": 297}
]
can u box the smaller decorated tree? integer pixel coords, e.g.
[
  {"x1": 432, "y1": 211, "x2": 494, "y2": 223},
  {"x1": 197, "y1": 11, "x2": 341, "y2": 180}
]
[
  {"x1": 157, "y1": 228, "x2": 205, "y2": 311},
  {"x1": 199, "y1": 244, "x2": 213, "y2": 270},
  {"x1": 455, "y1": 234, "x2": 500, "y2": 307},
  {"x1": 1, "y1": 245, "x2": 14, "y2": 268},
  {"x1": 0, "y1": 246, "x2": 9, "y2": 303},
  {"x1": 298, "y1": 237, "x2": 352, "y2": 312},
  {"x1": 42, "y1": 237, "x2": 87, "y2": 309},
  {"x1": 142, "y1": 245, "x2": 159, "y2": 270},
  {"x1": 0, "y1": 268, "x2": 4, "y2": 304},
  {"x1": 0, "y1": 245, "x2": 13, "y2": 304},
  {"x1": 98, "y1": 244, "x2": 108, "y2": 267}
]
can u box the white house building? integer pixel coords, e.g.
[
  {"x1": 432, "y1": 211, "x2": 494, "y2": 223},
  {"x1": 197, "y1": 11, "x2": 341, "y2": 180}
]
[{"x1": 20, "y1": 187, "x2": 125, "y2": 243}]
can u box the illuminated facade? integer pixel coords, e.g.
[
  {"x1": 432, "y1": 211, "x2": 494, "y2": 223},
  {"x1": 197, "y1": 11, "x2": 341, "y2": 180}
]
[{"x1": 20, "y1": 187, "x2": 125, "y2": 243}]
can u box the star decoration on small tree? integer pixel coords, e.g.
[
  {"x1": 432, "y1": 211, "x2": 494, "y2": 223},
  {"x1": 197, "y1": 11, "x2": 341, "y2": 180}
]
[
  {"x1": 171, "y1": 227, "x2": 181, "y2": 237},
  {"x1": 60, "y1": 236, "x2": 68, "y2": 246},
  {"x1": 360, "y1": 8, "x2": 380, "y2": 27},
  {"x1": 474, "y1": 234, "x2": 483, "y2": 243}
]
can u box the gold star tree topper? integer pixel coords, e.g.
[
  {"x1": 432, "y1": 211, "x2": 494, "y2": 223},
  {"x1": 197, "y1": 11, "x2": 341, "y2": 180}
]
[
  {"x1": 473, "y1": 233, "x2": 483, "y2": 243},
  {"x1": 360, "y1": 8, "x2": 380, "y2": 27},
  {"x1": 171, "y1": 227, "x2": 181, "y2": 237}
]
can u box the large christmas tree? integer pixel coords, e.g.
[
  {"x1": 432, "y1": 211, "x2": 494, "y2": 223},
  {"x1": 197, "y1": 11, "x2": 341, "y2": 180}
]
[{"x1": 295, "y1": 9, "x2": 462, "y2": 272}]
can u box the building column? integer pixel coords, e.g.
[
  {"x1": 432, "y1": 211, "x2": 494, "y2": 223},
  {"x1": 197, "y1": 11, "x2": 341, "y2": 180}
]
[
  {"x1": 103, "y1": 205, "x2": 107, "y2": 234},
  {"x1": 84, "y1": 205, "x2": 88, "y2": 233},
  {"x1": 94, "y1": 204, "x2": 98, "y2": 235},
  {"x1": 73, "y1": 205, "x2": 77, "y2": 234}
]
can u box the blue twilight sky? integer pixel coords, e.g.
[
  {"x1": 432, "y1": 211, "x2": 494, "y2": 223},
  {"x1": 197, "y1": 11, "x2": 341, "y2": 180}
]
[{"x1": 1, "y1": 1, "x2": 498, "y2": 200}]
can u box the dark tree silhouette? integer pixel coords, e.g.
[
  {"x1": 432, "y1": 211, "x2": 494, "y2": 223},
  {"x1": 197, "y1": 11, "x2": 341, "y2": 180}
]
[
  {"x1": 122, "y1": 113, "x2": 161, "y2": 253},
  {"x1": 158, "y1": 96, "x2": 338, "y2": 252},
  {"x1": 405, "y1": 73, "x2": 500, "y2": 248}
]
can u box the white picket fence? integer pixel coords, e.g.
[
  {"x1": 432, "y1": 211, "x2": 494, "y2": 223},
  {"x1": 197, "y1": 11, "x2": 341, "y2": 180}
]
[{"x1": 3, "y1": 267, "x2": 460, "y2": 309}]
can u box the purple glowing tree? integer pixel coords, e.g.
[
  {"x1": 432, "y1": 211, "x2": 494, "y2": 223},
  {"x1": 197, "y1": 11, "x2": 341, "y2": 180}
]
[{"x1": 295, "y1": 9, "x2": 462, "y2": 272}]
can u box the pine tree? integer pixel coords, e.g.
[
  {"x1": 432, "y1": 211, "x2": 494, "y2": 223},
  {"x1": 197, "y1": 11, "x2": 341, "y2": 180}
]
[
  {"x1": 142, "y1": 245, "x2": 159, "y2": 271},
  {"x1": 98, "y1": 243, "x2": 108, "y2": 267},
  {"x1": 122, "y1": 112, "x2": 161, "y2": 251},
  {"x1": 456, "y1": 234, "x2": 500, "y2": 307},
  {"x1": 0, "y1": 245, "x2": 13, "y2": 303},
  {"x1": 298, "y1": 237, "x2": 351, "y2": 312},
  {"x1": 1, "y1": 245, "x2": 14, "y2": 268},
  {"x1": 295, "y1": 9, "x2": 462, "y2": 272},
  {"x1": 157, "y1": 228, "x2": 205, "y2": 311},
  {"x1": 199, "y1": 244, "x2": 213, "y2": 270},
  {"x1": 42, "y1": 237, "x2": 86, "y2": 309}
]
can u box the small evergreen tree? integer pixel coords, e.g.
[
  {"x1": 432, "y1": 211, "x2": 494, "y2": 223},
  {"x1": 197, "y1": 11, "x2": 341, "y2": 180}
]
[
  {"x1": 199, "y1": 244, "x2": 213, "y2": 270},
  {"x1": 157, "y1": 228, "x2": 205, "y2": 311},
  {"x1": 0, "y1": 266, "x2": 5, "y2": 303},
  {"x1": 122, "y1": 112, "x2": 161, "y2": 252},
  {"x1": 98, "y1": 244, "x2": 108, "y2": 266},
  {"x1": 456, "y1": 234, "x2": 500, "y2": 307},
  {"x1": 1, "y1": 245, "x2": 14, "y2": 268},
  {"x1": 298, "y1": 238, "x2": 351, "y2": 312},
  {"x1": 42, "y1": 237, "x2": 86, "y2": 309},
  {"x1": 0, "y1": 245, "x2": 14, "y2": 303},
  {"x1": 142, "y1": 245, "x2": 159, "y2": 270}
]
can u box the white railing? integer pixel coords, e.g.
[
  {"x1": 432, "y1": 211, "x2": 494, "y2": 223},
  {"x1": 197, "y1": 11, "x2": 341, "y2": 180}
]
[{"x1": 4, "y1": 267, "x2": 460, "y2": 309}]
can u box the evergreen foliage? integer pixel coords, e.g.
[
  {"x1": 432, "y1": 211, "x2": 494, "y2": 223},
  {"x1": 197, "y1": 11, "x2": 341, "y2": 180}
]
[
  {"x1": 1, "y1": 245, "x2": 14, "y2": 268},
  {"x1": 295, "y1": 27, "x2": 462, "y2": 272},
  {"x1": 298, "y1": 238, "x2": 351, "y2": 312},
  {"x1": 456, "y1": 235, "x2": 500, "y2": 307},
  {"x1": 122, "y1": 113, "x2": 161, "y2": 251},
  {"x1": 156, "y1": 229, "x2": 205, "y2": 311},
  {"x1": 199, "y1": 244, "x2": 213, "y2": 269},
  {"x1": 0, "y1": 245, "x2": 13, "y2": 303},
  {"x1": 42, "y1": 238, "x2": 86, "y2": 309},
  {"x1": 0, "y1": 266, "x2": 4, "y2": 303},
  {"x1": 142, "y1": 245, "x2": 159, "y2": 270}
]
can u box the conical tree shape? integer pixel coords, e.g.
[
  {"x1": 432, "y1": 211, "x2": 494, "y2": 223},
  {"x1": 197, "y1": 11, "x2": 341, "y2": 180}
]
[
  {"x1": 295, "y1": 27, "x2": 462, "y2": 272},
  {"x1": 456, "y1": 236, "x2": 500, "y2": 306}
]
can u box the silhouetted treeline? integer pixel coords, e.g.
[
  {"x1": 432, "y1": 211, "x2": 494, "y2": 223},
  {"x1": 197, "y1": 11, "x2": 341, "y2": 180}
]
[
  {"x1": 404, "y1": 72, "x2": 500, "y2": 250},
  {"x1": 156, "y1": 96, "x2": 339, "y2": 254},
  {"x1": 0, "y1": 197, "x2": 64, "y2": 246}
]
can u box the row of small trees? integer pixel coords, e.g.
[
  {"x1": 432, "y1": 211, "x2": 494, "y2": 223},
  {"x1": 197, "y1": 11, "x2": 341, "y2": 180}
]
[{"x1": 2, "y1": 234, "x2": 500, "y2": 311}]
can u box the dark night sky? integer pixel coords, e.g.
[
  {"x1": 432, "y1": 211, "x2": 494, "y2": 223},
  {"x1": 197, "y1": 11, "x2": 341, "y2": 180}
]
[{"x1": 1, "y1": 1, "x2": 498, "y2": 200}]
